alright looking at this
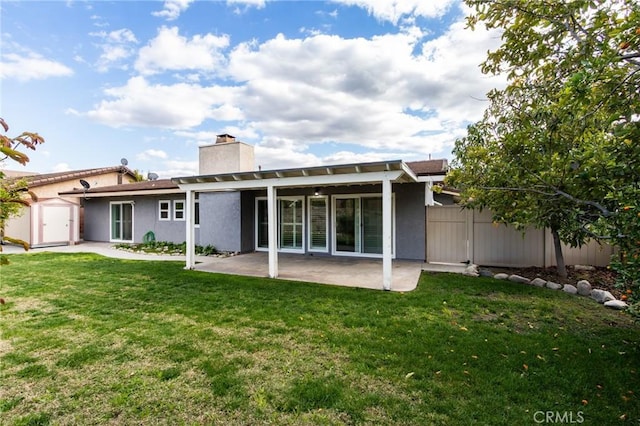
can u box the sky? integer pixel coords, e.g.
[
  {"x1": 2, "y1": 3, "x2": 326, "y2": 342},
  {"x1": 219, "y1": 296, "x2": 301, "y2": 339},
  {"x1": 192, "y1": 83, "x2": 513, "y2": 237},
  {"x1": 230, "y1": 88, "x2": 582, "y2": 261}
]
[{"x1": 1, "y1": 0, "x2": 505, "y2": 179}]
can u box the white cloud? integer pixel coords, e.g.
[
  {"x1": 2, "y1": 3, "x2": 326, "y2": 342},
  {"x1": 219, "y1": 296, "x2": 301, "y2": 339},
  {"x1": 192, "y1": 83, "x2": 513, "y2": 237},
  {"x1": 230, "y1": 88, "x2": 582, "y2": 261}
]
[
  {"x1": 152, "y1": 0, "x2": 194, "y2": 21},
  {"x1": 157, "y1": 159, "x2": 198, "y2": 178},
  {"x1": 90, "y1": 29, "x2": 138, "y2": 72},
  {"x1": 137, "y1": 149, "x2": 169, "y2": 161},
  {"x1": 86, "y1": 76, "x2": 242, "y2": 129},
  {"x1": 52, "y1": 162, "x2": 71, "y2": 173},
  {"x1": 331, "y1": 0, "x2": 457, "y2": 24},
  {"x1": 85, "y1": 5, "x2": 504, "y2": 165},
  {"x1": 0, "y1": 52, "x2": 73, "y2": 82},
  {"x1": 135, "y1": 26, "x2": 230, "y2": 76}
]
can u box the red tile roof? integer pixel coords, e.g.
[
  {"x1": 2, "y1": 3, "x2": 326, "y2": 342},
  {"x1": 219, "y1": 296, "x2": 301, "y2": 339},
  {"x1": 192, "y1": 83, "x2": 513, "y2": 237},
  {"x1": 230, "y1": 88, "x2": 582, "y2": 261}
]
[{"x1": 406, "y1": 159, "x2": 448, "y2": 176}]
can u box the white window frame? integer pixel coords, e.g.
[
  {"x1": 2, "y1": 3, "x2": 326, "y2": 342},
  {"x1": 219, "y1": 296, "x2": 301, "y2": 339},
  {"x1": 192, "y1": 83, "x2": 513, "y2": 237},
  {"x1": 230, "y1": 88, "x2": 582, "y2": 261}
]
[
  {"x1": 254, "y1": 196, "x2": 305, "y2": 254},
  {"x1": 159, "y1": 200, "x2": 171, "y2": 221},
  {"x1": 307, "y1": 195, "x2": 329, "y2": 253},
  {"x1": 173, "y1": 199, "x2": 185, "y2": 221},
  {"x1": 109, "y1": 201, "x2": 135, "y2": 243},
  {"x1": 331, "y1": 193, "x2": 396, "y2": 259}
]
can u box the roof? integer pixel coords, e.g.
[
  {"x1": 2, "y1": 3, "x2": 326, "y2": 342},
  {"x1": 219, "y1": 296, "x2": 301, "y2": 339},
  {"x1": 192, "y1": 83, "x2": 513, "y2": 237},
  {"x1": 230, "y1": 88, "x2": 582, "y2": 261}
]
[
  {"x1": 58, "y1": 159, "x2": 449, "y2": 197},
  {"x1": 59, "y1": 179, "x2": 180, "y2": 197},
  {"x1": 405, "y1": 159, "x2": 448, "y2": 176},
  {"x1": 172, "y1": 160, "x2": 419, "y2": 187},
  {"x1": 4, "y1": 166, "x2": 137, "y2": 188}
]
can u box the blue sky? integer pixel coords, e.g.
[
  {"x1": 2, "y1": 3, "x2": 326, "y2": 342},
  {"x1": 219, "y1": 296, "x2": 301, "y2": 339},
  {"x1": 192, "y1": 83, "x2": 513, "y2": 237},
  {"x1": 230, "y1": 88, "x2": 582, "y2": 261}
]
[{"x1": 1, "y1": 0, "x2": 504, "y2": 178}]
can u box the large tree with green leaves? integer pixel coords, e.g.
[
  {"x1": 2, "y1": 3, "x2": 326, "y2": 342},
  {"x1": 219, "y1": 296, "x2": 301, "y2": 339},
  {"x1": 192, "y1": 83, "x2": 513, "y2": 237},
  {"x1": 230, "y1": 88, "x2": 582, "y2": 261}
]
[{"x1": 447, "y1": 0, "x2": 639, "y2": 300}]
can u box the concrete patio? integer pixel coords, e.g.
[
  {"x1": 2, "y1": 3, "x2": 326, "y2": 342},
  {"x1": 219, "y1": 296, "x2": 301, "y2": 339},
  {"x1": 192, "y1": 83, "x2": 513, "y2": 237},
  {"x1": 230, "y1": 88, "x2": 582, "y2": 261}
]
[{"x1": 194, "y1": 252, "x2": 424, "y2": 292}]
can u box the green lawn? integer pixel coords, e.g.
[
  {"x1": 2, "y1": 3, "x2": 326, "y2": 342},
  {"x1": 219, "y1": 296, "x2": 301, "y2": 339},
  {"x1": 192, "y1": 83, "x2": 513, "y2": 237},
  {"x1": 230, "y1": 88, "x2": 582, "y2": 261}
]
[{"x1": 1, "y1": 253, "x2": 639, "y2": 425}]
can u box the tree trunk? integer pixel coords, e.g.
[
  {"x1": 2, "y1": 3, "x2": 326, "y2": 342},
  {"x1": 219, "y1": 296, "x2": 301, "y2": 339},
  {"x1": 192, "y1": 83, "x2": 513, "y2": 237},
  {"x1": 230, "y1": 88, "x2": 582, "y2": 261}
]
[{"x1": 551, "y1": 228, "x2": 567, "y2": 278}]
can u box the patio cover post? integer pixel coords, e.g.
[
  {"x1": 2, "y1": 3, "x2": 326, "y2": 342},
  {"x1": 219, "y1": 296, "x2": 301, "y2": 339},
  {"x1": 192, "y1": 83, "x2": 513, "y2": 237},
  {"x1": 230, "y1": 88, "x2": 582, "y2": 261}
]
[
  {"x1": 267, "y1": 185, "x2": 278, "y2": 278},
  {"x1": 185, "y1": 189, "x2": 196, "y2": 269},
  {"x1": 382, "y1": 177, "x2": 392, "y2": 290}
]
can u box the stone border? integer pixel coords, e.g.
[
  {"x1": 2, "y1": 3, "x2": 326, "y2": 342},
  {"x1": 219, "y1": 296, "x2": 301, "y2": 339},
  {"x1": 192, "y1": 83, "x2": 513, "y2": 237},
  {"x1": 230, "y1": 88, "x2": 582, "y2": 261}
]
[{"x1": 463, "y1": 264, "x2": 628, "y2": 310}]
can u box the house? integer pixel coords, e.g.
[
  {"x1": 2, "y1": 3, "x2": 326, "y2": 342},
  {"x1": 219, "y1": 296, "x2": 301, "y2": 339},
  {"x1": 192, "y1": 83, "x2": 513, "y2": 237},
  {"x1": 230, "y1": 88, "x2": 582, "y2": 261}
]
[
  {"x1": 2, "y1": 166, "x2": 137, "y2": 247},
  {"x1": 60, "y1": 135, "x2": 447, "y2": 289}
]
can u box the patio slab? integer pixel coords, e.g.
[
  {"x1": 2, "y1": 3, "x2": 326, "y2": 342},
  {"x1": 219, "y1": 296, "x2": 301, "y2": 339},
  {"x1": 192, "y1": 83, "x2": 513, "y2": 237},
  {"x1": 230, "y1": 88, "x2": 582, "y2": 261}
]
[{"x1": 195, "y1": 252, "x2": 423, "y2": 292}]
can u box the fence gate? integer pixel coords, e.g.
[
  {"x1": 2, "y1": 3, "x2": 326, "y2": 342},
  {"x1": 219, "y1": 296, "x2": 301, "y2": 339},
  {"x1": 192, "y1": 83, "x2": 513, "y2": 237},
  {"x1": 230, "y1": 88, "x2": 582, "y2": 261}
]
[{"x1": 426, "y1": 206, "x2": 470, "y2": 264}]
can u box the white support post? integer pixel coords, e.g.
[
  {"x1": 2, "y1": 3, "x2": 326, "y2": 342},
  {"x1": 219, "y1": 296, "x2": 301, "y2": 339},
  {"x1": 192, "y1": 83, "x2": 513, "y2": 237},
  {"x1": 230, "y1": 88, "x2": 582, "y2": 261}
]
[
  {"x1": 185, "y1": 189, "x2": 196, "y2": 270},
  {"x1": 267, "y1": 185, "x2": 278, "y2": 278},
  {"x1": 382, "y1": 177, "x2": 392, "y2": 290}
]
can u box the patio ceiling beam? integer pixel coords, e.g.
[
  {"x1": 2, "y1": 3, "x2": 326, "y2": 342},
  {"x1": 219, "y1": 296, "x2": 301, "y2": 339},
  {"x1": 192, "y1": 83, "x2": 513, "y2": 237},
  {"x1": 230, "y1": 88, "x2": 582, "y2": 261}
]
[{"x1": 175, "y1": 170, "x2": 405, "y2": 192}]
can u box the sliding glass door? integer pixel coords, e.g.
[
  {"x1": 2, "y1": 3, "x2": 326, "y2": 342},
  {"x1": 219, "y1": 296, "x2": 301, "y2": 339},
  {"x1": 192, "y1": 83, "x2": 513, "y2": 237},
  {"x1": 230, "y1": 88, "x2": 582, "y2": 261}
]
[
  {"x1": 333, "y1": 195, "x2": 392, "y2": 256},
  {"x1": 110, "y1": 202, "x2": 133, "y2": 242}
]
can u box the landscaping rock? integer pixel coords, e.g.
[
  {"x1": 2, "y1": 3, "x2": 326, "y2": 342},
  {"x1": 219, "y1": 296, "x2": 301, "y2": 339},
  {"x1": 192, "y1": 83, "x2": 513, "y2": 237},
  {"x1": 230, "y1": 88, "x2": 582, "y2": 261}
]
[
  {"x1": 464, "y1": 264, "x2": 479, "y2": 277},
  {"x1": 494, "y1": 273, "x2": 509, "y2": 280},
  {"x1": 479, "y1": 269, "x2": 494, "y2": 278},
  {"x1": 563, "y1": 284, "x2": 578, "y2": 295},
  {"x1": 590, "y1": 289, "x2": 616, "y2": 304},
  {"x1": 604, "y1": 300, "x2": 628, "y2": 310},
  {"x1": 508, "y1": 274, "x2": 531, "y2": 284},
  {"x1": 576, "y1": 280, "x2": 592, "y2": 296},
  {"x1": 574, "y1": 264, "x2": 596, "y2": 271},
  {"x1": 530, "y1": 278, "x2": 547, "y2": 287},
  {"x1": 546, "y1": 281, "x2": 563, "y2": 290}
]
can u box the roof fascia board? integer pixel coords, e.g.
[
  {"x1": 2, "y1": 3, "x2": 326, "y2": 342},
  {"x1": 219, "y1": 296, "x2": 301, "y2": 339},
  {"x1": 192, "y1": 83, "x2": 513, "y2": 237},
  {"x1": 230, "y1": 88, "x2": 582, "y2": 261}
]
[
  {"x1": 175, "y1": 170, "x2": 405, "y2": 192},
  {"x1": 61, "y1": 188, "x2": 184, "y2": 198},
  {"x1": 417, "y1": 174, "x2": 447, "y2": 183}
]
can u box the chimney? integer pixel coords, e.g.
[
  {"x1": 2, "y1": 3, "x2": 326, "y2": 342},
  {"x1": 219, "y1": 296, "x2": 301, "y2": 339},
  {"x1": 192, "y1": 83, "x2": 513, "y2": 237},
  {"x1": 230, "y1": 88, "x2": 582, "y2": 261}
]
[
  {"x1": 216, "y1": 134, "x2": 236, "y2": 144},
  {"x1": 199, "y1": 133, "x2": 255, "y2": 175}
]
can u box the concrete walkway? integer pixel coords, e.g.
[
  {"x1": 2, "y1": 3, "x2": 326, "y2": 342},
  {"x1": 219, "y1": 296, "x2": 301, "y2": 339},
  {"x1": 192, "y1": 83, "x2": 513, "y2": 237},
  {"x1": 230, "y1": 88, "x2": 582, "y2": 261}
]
[{"x1": 2, "y1": 242, "x2": 424, "y2": 292}]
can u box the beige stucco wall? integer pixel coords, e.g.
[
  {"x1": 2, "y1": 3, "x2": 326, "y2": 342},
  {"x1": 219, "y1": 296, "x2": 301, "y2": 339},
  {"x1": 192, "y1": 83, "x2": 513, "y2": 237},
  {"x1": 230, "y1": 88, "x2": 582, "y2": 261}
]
[
  {"x1": 31, "y1": 171, "x2": 135, "y2": 203},
  {"x1": 199, "y1": 142, "x2": 255, "y2": 175}
]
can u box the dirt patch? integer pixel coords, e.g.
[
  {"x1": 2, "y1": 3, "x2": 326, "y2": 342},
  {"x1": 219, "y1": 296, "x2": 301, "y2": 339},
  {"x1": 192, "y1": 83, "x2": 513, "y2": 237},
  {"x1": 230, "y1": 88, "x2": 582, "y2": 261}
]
[{"x1": 485, "y1": 265, "x2": 621, "y2": 298}]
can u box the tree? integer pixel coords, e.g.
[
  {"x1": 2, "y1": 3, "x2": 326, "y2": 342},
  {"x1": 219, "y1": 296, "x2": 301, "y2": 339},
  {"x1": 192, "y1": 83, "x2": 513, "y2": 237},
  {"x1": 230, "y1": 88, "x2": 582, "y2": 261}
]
[
  {"x1": 447, "y1": 0, "x2": 639, "y2": 304},
  {"x1": 0, "y1": 118, "x2": 45, "y2": 268}
]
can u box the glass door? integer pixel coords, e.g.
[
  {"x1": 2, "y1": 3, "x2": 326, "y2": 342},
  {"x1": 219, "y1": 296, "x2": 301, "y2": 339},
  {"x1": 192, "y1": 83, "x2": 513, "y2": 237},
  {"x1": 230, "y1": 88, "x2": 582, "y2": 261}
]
[
  {"x1": 111, "y1": 202, "x2": 133, "y2": 242},
  {"x1": 362, "y1": 197, "x2": 382, "y2": 254},
  {"x1": 279, "y1": 198, "x2": 303, "y2": 251},
  {"x1": 335, "y1": 198, "x2": 358, "y2": 252}
]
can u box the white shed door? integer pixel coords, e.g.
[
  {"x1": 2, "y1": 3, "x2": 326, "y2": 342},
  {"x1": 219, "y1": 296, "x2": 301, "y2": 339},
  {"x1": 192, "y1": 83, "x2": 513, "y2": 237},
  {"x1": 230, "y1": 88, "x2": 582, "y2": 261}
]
[{"x1": 42, "y1": 205, "x2": 71, "y2": 243}]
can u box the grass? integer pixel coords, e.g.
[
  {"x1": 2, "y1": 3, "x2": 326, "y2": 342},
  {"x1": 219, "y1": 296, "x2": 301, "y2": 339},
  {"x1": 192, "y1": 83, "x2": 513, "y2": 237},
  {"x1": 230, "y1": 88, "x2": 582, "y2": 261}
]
[{"x1": 1, "y1": 252, "x2": 639, "y2": 425}]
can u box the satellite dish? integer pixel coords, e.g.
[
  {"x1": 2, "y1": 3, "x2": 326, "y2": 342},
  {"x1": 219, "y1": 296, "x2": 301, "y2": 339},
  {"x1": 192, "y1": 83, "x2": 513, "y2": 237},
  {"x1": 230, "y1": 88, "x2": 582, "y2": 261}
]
[
  {"x1": 120, "y1": 158, "x2": 128, "y2": 166},
  {"x1": 147, "y1": 172, "x2": 159, "y2": 181},
  {"x1": 79, "y1": 179, "x2": 91, "y2": 189}
]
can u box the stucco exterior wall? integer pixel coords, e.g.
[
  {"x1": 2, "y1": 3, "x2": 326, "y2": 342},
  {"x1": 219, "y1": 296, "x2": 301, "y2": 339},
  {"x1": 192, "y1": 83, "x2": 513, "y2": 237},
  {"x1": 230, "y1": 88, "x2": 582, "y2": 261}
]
[
  {"x1": 83, "y1": 195, "x2": 200, "y2": 245},
  {"x1": 198, "y1": 192, "x2": 243, "y2": 252}
]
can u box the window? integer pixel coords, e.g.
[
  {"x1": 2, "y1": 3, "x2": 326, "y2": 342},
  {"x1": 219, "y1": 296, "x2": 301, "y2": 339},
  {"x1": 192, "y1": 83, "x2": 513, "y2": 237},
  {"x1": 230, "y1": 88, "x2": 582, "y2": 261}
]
[
  {"x1": 255, "y1": 196, "x2": 305, "y2": 253},
  {"x1": 308, "y1": 196, "x2": 328, "y2": 252},
  {"x1": 159, "y1": 200, "x2": 170, "y2": 221},
  {"x1": 174, "y1": 200, "x2": 185, "y2": 221},
  {"x1": 110, "y1": 202, "x2": 133, "y2": 242}
]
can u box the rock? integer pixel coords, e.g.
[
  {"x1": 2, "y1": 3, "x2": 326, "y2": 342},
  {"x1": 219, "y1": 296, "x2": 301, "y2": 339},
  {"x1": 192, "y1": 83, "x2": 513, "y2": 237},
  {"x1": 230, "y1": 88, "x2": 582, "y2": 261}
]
[
  {"x1": 508, "y1": 274, "x2": 531, "y2": 284},
  {"x1": 494, "y1": 273, "x2": 509, "y2": 280},
  {"x1": 603, "y1": 291, "x2": 616, "y2": 303},
  {"x1": 574, "y1": 264, "x2": 596, "y2": 271},
  {"x1": 463, "y1": 264, "x2": 479, "y2": 277},
  {"x1": 590, "y1": 289, "x2": 606, "y2": 303},
  {"x1": 563, "y1": 284, "x2": 578, "y2": 294},
  {"x1": 479, "y1": 269, "x2": 494, "y2": 278},
  {"x1": 531, "y1": 278, "x2": 547, "y2": 287},
  {"x1": 546, "y1": 281, "x2": 563, "y2": 290},
  {"x1": 576, "y1": 280, "x2": 592, "y2": 296},
  {"x1": 590, "y1": 289, "x2": 616, "y2": 304},
  {"x1": 604, "y1": 300, "x2": 628, "y2": 310}
]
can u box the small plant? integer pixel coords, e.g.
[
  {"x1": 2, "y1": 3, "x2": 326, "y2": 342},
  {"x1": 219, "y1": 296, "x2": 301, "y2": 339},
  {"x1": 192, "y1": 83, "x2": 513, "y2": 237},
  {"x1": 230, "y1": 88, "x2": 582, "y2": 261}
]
[{"x1": 114, "y1": 241, "x2": 218, "y2": 256}]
